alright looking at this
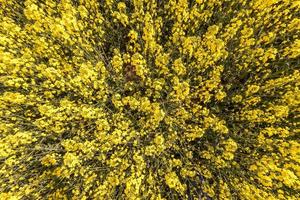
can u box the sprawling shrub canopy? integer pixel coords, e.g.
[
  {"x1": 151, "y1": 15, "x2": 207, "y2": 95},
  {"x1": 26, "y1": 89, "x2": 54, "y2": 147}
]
[{"x1": 0, "y1": 0, "x2": 299, "y2": 199}]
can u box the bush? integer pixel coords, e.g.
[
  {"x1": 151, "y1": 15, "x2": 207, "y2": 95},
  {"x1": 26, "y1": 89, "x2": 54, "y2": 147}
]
[{"x1": 0, "y1": 0, "x2": 299, "y2": 199}]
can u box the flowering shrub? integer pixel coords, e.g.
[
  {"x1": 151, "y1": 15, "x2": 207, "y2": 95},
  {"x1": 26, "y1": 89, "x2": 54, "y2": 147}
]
[{"x1": 0, "y1": 0, "x2": 299, "y2": 199}]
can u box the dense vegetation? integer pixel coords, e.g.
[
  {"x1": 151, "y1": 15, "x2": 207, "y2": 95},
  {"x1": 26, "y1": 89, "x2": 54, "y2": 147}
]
[{"x1": 0, "y1": 0, "x2": 299, "y2": 199}]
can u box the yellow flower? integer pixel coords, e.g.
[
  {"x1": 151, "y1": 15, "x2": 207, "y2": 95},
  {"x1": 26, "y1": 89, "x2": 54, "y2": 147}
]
[
  {"x1": 1, "y1": 92, "x2": 26, "y2": 104},
  {"x1": 41, "y1": 154, "x2": 57, "y2": 166},
  {"x1": 63, "y1": 153, "x2": 80, "y2": 168},
  {"x1": 154, "y1": 135, "x2": 164, "y2": 145}
]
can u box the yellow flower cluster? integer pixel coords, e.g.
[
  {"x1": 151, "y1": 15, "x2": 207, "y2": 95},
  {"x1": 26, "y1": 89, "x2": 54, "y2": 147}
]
[{"x1": 0, "y1": 0, "x2": 299, "y2": 199}]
